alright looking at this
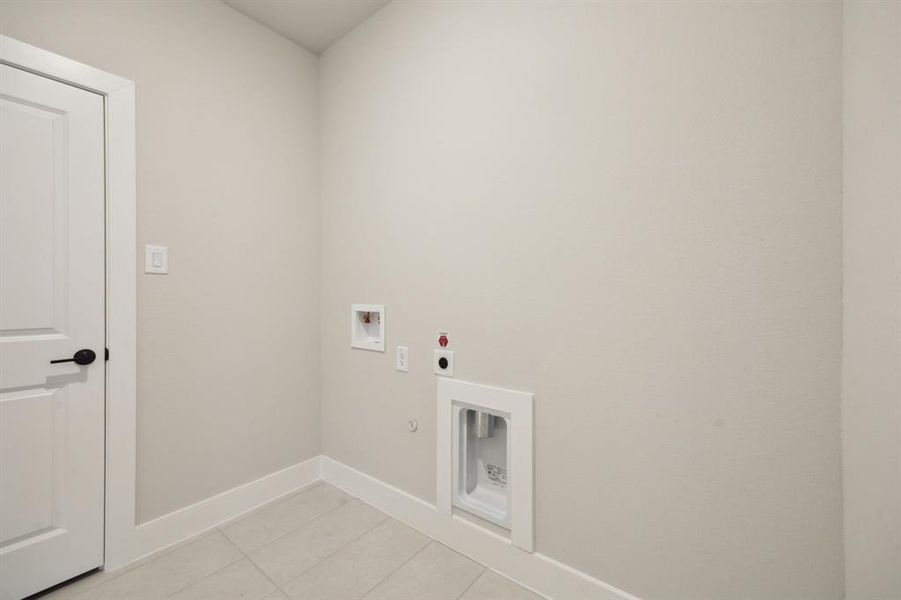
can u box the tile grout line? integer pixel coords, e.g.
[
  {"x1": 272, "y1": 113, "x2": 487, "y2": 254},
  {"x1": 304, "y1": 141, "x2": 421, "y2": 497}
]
[
  {"x1": 356, "y1": 539, "x2": 436, "y2": 600},
  {"x1": 340, "y1": 492, "x2": 503, "y2": 594},
  {"x1": 161, "y1": 533, "x2": 245, "y2": 598},
  {"x1": 217, "y1": 522, "x2": 287, "y2": 596},
  {"x1": 53, "y1": 528, "x2": 225, "y2": 600},
  {"x1": 426, "y1": 540, "x2": 486, "y2": 600},
  {"x1": 216, "y1": 481, "x2": 325, "y2": 533},
  {"x1": 47, "y1": 483, "x2": 535, "y2": 600},
  {"x1": 272, "y1": 487, "x2": 427, "y2": 598},
  {"x1": 453, "y1": 568, "x2": 487, "y2": 600},
  {"x1": 220, "y1": 486, "x2": 389, "y2": 594},
  {"x1": 218, "y1": 482, "x2": 333, "y2": 547},
  {"x1": 485, "y1": 567, "x2": 551, "y2": 600},
  {"x1": 216, "y1": 524, "x2": 252, "y2": 558},
  {"x1": 331, "y1": 491, "x2": 432, "y2": 599},
  {"x1": 38, "y1": 485, "x2": 364, "y2": 600},
  {"x1": 276, "y1": 509, "x2": 392, "y2": 593},
  {"x1": 128, "y1": 524, "x2": 222, "y2": 568},
  {"x1": 249, "y1": 561, "x2": 283, "y2": 600},
  {"x1": 229, "y1": 491, "x2": 355, "y2": 558},
  {"x1": 55, "y1": 484, "x2": 517, "y2": 600},
  {"x1": 345, "y1": 505, "x2": 534, "y2": 600},
  {"x1": 336, "y1": 492, "x2": 494, "y2": 600}
]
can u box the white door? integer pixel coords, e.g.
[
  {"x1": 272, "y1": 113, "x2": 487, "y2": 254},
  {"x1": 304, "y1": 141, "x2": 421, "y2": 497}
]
[{"x1": 0, "y1": 63, "x2": 106, "y2": 600}]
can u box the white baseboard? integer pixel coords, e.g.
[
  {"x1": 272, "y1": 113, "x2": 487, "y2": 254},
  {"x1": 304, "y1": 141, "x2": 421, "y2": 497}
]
[
  {"x1": 320, "y1": 456, "x2": 640, "y2": 600},
  {"x1": 133, "y1": 456, "x2": 321, "y2": 560},
  {"x1": 130, "y1": 455, "x2": 638, "y2": 600}
]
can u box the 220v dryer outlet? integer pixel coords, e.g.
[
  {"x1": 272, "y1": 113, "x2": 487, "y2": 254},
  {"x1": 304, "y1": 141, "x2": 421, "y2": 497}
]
[{"x1": 434, "y1": 350, "x2": 454, "y2": 377}]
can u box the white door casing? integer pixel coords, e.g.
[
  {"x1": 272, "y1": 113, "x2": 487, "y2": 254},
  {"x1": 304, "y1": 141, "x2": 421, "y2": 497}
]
[{"x1": 0, "y1": 63, "x2": 106, "y2": 600}]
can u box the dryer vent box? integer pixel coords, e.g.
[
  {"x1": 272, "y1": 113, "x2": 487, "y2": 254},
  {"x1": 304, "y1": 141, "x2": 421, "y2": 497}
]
[
  {"x1": 437, "y1": 378, "x2": 534, "y2": 552},
  {"x1": 351, "y1": 304, "x2": 385, "y2": 352},
  {"x1": 456, "y1": 409, "x2": 509, "y2": 528}
]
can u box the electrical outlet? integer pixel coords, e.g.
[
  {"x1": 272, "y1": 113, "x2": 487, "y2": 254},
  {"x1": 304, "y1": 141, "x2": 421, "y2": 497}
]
[
  {"x1": 433, "y1": 349, "x2": 454, "y2": 377},
  {"x1": 395, "y1": 346, "x2": 408, "y2": 372}
]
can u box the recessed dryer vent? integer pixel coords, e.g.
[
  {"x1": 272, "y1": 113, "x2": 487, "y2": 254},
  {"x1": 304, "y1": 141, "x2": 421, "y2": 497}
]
[
  {"x1": 437, "y1": 379, "x2": 534, "y2": 552},
  {"x1": 457, "y1": 409, "x2": 509, "y2": 527}
]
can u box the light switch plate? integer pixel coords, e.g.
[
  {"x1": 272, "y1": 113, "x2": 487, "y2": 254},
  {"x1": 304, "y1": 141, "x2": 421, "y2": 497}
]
[{"x1": 145, "y1": 244, "x2": 168, "y2": 274}]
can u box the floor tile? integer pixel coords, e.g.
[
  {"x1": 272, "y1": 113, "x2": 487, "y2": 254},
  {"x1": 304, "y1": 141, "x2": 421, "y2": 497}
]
[
  {"x1": 250, "y1": 500, "x2": 388, "y2": 586},
  {"x1": 222, "y1": 483, "x2": 351, "y2": 554},
  {"x1": 459, "y1": 571, "x2": 545, "y2": 600},
  {"x1": 34, "y1": 530, "x2": 218, "y2": 600},
  {"x1": 168, "y1": 558, "x2": 276, "y2": 600},
  {"x1": 263, "y1": 592, "x2": 289, "y2": 600},
  {"x1": 282, "y1": 519, "x2": 429, "y2": 600},
  {"x1": 362, "y1": 542, "x2": 484, "y2": 600},
  {"x1": 72, "y1": 531, "x2": 242, "y2": 599}
]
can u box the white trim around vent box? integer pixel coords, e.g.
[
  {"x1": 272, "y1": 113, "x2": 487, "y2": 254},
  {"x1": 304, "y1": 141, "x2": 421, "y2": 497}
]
[{"x1": 437, "y1": 378, "x2": 534, "y2": 552}]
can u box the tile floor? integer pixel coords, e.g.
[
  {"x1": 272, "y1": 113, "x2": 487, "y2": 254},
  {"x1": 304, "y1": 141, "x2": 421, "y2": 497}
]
[{"x1": 33, "y1": 483, "x2": 544, "y2": 600}]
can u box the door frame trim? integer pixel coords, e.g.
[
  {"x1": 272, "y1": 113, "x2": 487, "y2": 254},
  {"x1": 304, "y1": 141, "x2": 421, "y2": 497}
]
[{"x1": 1, "y1": 35, "x2": 138, "y2": 571}]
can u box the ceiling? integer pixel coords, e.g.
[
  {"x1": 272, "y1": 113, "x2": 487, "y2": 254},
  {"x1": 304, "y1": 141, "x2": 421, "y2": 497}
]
[{"x1": 222, "y1": 0, "x2": 390, "y2": 55}]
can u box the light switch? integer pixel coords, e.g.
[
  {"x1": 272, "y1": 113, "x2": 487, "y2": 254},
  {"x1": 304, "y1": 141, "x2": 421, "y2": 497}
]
[{"x1": 145, "y1": 244, "x2": 168, "y2": 274}]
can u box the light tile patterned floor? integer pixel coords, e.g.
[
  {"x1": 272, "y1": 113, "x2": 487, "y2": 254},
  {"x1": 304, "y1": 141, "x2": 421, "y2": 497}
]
[{"x1": 32, "y1": 483, "x2": 544, "y2": 600}]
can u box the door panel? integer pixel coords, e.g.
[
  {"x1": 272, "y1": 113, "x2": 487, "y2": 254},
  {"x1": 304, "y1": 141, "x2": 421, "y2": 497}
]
[
  {"x1": 0, "y1": 96, "x2": 64, "y2": 334},
  {"x1": 0, "y1": 64, "x2": 105, "y2": 600},
  {"x1": 0, "y1": 390, "x2": 57, "y2": 544}
]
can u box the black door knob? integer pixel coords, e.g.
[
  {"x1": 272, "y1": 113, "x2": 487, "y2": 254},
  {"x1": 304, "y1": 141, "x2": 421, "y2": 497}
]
[{"x1": 51, "y1": 349, "x2": 97, "y2": 366}]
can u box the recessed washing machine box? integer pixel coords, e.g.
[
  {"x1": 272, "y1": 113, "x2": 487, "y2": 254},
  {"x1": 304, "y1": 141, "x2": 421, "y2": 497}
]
[
  {"x1": 350, "y1": 304, "x2": 384, "y2": 351},
  {"x1": 455, "y1": 408, "x2": 510, "y2": 528},
  {"x1": 437, "y1": 379, "x2": 534, "y2": 552}
]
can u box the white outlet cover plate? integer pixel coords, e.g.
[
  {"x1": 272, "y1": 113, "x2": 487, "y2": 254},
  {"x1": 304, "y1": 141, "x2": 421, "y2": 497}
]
[
  {"x1": 396, "y1": 346, "x2": 408, "y2": 372},
  {"x1": 433, "y1": 349, "x2": 454, "y2": 377}
]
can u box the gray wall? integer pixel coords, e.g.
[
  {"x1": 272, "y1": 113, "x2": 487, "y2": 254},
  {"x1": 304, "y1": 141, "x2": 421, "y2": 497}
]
[
  {"x1": 1, "y1": 2, "x2": 865, "y2": 598},
  {"x1": 0, "y1": 0, "x2": 322, "y2": 524},
  {"x1": 842, "y1": 2, "x2": 901, "y2": 598},
  {"x1": 319, "y1": 2, "x2": 844, "y2": 598}
]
